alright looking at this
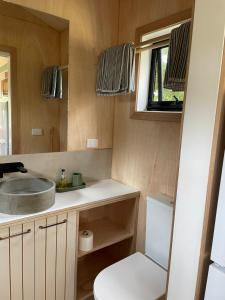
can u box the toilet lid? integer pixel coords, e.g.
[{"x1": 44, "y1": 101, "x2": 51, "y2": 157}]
[{"x1": 94, "y1": 252, "x2": 167, "y2": 300}]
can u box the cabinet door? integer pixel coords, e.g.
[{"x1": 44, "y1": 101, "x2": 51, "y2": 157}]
[
  {"x1": 65, "y1": 210, "x2": 77, "y2": 300},
  {"x1": 0, "y1": 210, "x2": 77, "y2": 300},
  {"x1": 56, "y1": 213, "x2": 67, "y2": 300},
  {"x1": 0, "y1": 227, "x2": 10, "y2": 300},
  {"x1": 23, "y1": 221, "x2": 35, "y2": 300},
  {"x1": 35, "y1": 211, "x2": 77, "y2": 300},
  {"x1": 0, "y1": 223, "x2": 33, "y2": 300},
  {"x1": 46, "y1": 215, "x2": 57, "y2": 300},
  {"x1": 10, "y1": 224, "x2": 23, "y2": 300},
  {"x1": 35, "y1": 218, "x2": 46, "y2": 300}
]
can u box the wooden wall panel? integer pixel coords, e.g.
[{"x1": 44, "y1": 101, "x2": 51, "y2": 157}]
[
  {"x1": 112, "y1": 0, "x2": 194, "y2": 251},
  {"x1": 3, "y1": 0, "x2": 195, "y2": 253},
  {"x1": 4, "y1": 0, "x2": 119, "y2": 150}
]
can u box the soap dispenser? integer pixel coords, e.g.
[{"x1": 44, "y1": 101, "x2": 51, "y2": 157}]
[{"x1": 58, "y1": 169, "x2": 67, "y2": 188}]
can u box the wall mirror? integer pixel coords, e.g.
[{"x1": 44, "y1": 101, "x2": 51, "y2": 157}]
[
  {"x1": 0, "y1": 0, "x2": 69, "y2": 156},
  {"x1": 130, "y1": 9, "x2": 192, "y2": 122}
]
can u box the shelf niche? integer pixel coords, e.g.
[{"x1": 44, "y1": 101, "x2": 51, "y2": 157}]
[
  {"x1": 77, "y1": 239, "x2": 134, "y2": 300},
  {"x1": 76, "y1": 198, "x2": 138, "y2": 300}
]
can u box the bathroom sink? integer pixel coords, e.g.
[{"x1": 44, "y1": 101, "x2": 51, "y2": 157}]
[{"x1": 0, "y1": 177, "x2": 55, "y2": 215}]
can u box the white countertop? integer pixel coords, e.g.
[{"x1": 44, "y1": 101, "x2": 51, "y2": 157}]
[{"x1": 0, "y1": 179, "x2": 140, "y2": 226}]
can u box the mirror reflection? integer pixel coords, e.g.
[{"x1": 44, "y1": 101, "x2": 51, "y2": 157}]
[{"x1": 0, "y1": 1, "x2": 69, "y2": 156}]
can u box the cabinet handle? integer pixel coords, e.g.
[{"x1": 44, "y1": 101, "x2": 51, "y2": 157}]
[
  {"x1": 39, "y1": 219, "x2": 67, "y2": 229},
  {"x1": 0, "y1": 229, "x2": 31, "y2": 241}
]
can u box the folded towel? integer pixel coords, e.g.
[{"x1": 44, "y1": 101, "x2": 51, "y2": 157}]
[
  {"x1": 164, "y1": 21, "x2": 191, "y2": 91},
  {"x1": 55, "y1": 68, "x2": 62, "y2": 99},
  {"x1": 96, "y1": 43, "x2": 135, "y2": 96},
  {"x1": 41, "y1": 66, "x2": 63, "y2": 99}
]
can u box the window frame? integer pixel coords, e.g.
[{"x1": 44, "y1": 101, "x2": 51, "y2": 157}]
[
  {"x1": 130, "y1": 9, "x2": 192, "y2": 122},
  {"x1": 147, "y1": 45, "x2": 183, "y2": 112}
]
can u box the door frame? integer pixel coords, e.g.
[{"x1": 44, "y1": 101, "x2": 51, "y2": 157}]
[{"x1": 0, "y1": 45, "x2": 19, "y2": 154}]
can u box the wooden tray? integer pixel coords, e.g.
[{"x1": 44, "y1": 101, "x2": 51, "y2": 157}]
[{"x1": 56, "y1": 182, "x2": 86, "y2": 193}]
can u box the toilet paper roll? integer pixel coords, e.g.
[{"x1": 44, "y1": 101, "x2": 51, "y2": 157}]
[{"x1": 79, "y1": 230, "x2": 94, "y2": 252}]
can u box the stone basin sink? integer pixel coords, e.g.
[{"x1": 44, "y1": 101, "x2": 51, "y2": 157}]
[{"x1": 0, "y1": 177, "x2": 55, "y2": 215}]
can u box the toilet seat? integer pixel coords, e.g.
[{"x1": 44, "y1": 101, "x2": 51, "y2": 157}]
[{"x1": 94, "y1": 252, "x2": 167, "y2": 300}]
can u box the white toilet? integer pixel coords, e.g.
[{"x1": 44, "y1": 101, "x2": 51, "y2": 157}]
[{"x1": 94, "y1": 195, "x2": 173, "y2": 300}]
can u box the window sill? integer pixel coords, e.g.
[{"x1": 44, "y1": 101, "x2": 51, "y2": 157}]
[{"x1": 130, "y1": 110, "x2": 182, "y2": 122}]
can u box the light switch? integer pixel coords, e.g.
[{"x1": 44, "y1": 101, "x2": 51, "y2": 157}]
[
  {"x1": 32, "y1": 128, "x2": 43, "y2": 136},
  {"x1": 87, "y1": 138, "x2": 98, "y2": 148}
]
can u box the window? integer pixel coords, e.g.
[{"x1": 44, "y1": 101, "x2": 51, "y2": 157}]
[
  {"x1": 147, "y1": 45, "x2": 184, "y2": 111},
  {"x1": 130, "y1": 9, "x2": 192, "y2": 122}
]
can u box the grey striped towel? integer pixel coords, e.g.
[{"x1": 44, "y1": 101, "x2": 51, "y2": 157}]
[
  {"x1": 41, "y1": 66, "x2": 63, "y2": 99},
  {"x1": 164, "y1": 21, "x2": 191, "y2": 91},
  {"x1": 96, "y1": 43, "x2": 135, "y2": 96}
]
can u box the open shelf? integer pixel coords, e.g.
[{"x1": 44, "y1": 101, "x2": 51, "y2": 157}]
[
  {"x1": 78, "y1": 218, "x2": 134, "y2": 258},
  {"x1": 77, "y1": 252, "x2": 112, "y2": 300},
  {"x1": 77, "y1": 283, "x2": 93, "y2": 300},
  {"x1": 76, "y1": 198, "x2": 138, "y2": 300},
  {"x1": 77, "y1": 239, "x2": 133, "y2": 300}
]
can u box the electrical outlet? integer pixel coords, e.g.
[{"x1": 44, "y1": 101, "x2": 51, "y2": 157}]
[
  {"x1": 32, "y1": 128, "x2": 43, "y2": 136},
  {"x1": 87, "y1": 138, "x2": 98, "y2": 148}
]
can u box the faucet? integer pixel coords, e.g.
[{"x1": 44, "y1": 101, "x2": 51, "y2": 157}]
[{"x1": 0, "y1": 162, "x2": 28, "y2": 178}]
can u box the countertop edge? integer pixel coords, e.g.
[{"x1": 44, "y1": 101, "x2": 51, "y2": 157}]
[{"x1": 0, "y1": 179, "x2": 140, "y2": 227}]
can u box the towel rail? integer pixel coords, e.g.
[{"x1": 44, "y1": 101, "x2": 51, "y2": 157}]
[
  {"x1": 135, "y1": 34, "x2": 170, "y2": 52},
  {"x1": 59, "y1": 65, "x2": 68, "y2": 70}
]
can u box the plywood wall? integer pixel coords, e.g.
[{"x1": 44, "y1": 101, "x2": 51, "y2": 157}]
[
  {"x1": 4, "y1": 0, "x2": 195, "y2": 252},
  {"x1": 111, "y1": 0, "x2": 194, "y2": 251},
  {"x1": 4, "y1": 0, "x2": 119, "y2": 151},
  {"x1": 0, "y1": 9, "x2": 61, "y2": 154}
]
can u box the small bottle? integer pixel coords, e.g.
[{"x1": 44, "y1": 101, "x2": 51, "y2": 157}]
[{"x1": 59, "y1": 169, "x2": 67, "y2": 188}]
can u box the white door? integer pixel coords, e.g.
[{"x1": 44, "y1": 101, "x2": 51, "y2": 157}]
[
  {"x1": 205, "y1": 264, "x2": 225, "y2": 300},
  {"x1": 211, "y1": 154, "x2": 225, "y2": 266}
]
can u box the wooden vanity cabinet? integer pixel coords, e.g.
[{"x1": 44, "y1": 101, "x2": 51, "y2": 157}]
[
  {"x1": 0, "y1": 210, "x2": 77, "y2": 300},
  {"x1": 0, "y1": 195, "x2": 139, "y2": 300}
]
